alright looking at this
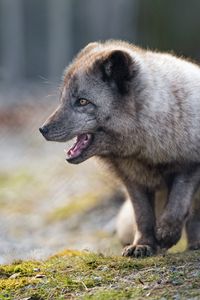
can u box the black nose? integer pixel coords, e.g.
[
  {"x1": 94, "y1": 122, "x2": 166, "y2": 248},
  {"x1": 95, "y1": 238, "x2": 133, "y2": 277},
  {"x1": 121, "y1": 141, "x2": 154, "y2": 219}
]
[{"x1": 39, "y1": 126, "x2": 49, "y2": 136}]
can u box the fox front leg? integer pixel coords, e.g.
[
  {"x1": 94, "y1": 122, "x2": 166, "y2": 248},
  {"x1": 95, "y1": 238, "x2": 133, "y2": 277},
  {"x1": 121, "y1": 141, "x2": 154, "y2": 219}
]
[
  {"x1": 156, "y1": 167, "x2": 200, "y2": 249},
  {"x1": 122, "y1": 184, "x2": 157, "y2": 258}
]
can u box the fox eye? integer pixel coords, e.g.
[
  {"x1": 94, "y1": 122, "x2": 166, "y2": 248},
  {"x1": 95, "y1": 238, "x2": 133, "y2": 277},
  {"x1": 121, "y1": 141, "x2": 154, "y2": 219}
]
[{"x1": 77, "y1": 98, "x2": 90, "y2": 106}]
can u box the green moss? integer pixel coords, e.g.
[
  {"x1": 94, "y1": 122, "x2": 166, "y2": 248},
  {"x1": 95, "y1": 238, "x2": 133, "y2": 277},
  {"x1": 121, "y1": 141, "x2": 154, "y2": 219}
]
[
  {"x1": 1, "y1": 250, "x2": 200, "y2": 299},
  {"x1": 83, "y1": 289, "x2": 144, "y2": 300},
  {"x1": 0, "y1": 261, "x2": 40, "y2": 278}
]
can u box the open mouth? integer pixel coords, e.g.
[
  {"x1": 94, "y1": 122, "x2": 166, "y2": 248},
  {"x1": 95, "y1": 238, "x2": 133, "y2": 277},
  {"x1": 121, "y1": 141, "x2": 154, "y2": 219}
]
[{"x1": 65, "y1": 133, "x2": 93, "y2": 161}]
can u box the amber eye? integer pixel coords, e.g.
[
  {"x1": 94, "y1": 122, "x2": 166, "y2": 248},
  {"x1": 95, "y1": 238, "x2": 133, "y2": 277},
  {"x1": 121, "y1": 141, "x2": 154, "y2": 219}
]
[{"x1": 78, "y1": 98, "x2": 90, "y2": 106}]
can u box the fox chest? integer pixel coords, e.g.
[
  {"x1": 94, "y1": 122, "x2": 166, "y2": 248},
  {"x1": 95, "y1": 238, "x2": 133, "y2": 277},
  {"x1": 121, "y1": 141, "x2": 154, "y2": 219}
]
[{"x1": 110, "y1": 158, "x2": 166, "y2": 189}]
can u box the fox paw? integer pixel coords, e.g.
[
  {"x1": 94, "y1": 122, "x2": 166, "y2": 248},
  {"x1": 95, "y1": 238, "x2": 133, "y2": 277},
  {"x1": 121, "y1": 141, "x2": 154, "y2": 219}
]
[
  {"x1": 122, "y1": 244, "x2": 155, "y2": 258},
  {"x1": 156, "y1": 220, "x2": 182, "y2": 249}
]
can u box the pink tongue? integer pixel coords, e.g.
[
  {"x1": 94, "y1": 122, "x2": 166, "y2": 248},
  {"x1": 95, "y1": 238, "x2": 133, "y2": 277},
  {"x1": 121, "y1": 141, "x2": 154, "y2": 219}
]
[{"x1": 67, "y1": 134, "x2": 91, "y2": 159}]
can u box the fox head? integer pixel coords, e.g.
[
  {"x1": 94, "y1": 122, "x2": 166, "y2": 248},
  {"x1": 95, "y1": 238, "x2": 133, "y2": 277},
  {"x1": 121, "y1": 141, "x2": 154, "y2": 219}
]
[{"x1": 39, "y1": 41, "x2": 142, "y2": 164}]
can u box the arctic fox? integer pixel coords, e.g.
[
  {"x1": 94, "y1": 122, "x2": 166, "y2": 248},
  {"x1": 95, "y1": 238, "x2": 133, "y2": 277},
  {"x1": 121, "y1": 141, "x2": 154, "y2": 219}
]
[{"x1": 40, "y1": 40, "x2": 200, "y2": 257}]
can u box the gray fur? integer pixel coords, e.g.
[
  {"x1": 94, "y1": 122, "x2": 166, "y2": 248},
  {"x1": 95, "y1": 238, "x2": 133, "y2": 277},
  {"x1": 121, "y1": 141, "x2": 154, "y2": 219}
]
[{"x1": 40, "y1": 40, "x2": 200, "y2": 257}]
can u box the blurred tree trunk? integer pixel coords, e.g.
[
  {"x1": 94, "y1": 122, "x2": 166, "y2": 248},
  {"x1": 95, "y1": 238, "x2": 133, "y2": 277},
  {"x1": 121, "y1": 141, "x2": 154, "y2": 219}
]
[
  {"x1": 1, "y1": 0, "x2": 25, "y2": 81},
  {"x1": 74, "y1": 0, "x2": 139, "y2": 52},
  {"x1": 88, "y1": 0, "x2": 138, "y2": 40},
  {"x1": 47, "y1": 0, "x2": 73, "y2": 82}
]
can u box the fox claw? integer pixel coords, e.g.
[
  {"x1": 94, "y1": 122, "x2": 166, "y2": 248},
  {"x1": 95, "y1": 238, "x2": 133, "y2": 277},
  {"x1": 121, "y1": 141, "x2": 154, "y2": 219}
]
[{"x1": 122, "y1": 244, "x2": 155, "y2": 258}]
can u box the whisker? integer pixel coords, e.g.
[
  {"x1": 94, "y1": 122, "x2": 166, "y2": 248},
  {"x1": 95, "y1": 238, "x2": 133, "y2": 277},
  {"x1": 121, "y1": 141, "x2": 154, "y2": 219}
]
[
  {"x1": 45, "y1": 93, "x2": 57, "y2": 99},
  {"x1": 38, "y1": 75, "x2": 55, "y2": 85}
]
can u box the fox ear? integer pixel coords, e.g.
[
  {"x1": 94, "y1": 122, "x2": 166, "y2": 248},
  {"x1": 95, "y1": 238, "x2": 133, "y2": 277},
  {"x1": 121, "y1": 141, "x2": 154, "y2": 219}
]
[{"x1": 101, "y1": 50, "x2": 135, "y2": 94}]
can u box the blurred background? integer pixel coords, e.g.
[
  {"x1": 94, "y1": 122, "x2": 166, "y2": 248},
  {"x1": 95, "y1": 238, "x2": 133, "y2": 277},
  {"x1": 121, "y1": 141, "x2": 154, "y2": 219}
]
[{"x1": 1, "y1": 0, "x2": 200, "y2": 264}]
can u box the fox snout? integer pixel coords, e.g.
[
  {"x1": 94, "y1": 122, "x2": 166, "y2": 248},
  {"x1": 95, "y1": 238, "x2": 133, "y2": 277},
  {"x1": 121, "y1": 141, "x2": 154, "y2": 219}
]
[
  {"x1": 39, "y1": 122, "x2": 67, "y2": 142},
  {"x1": 39, "y1": 125, "x2": 49, "y2": 137},
  {"x1": 39, "y1": 124, "x2": 55, "y2": 141},
  {"x1": 39, "y1": 104, "x2": 68, "y2": 142}
]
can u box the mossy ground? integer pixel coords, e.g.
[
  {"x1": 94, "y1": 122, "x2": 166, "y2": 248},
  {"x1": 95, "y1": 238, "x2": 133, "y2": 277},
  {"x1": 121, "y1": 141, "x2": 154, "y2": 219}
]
[{"x1": 1, "y1": 249, "x2": 200, "y2": 300}]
